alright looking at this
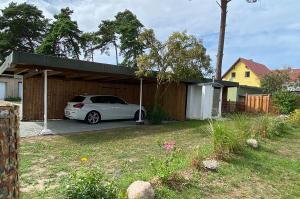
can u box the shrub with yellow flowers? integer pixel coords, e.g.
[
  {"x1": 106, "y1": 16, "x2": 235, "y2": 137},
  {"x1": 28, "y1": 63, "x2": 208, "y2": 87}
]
[{"x1": 288, "y1": 109, "x2": 300, "y2": 127}]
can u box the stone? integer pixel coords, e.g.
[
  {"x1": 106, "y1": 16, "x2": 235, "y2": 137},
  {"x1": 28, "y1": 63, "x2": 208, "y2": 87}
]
[
  {"x1": 278, "y1": 114, "x2": 289, "y2": 119},
  {"x1": 202, "y1": 159, "x2": 218, "y2": 171},
  {"x1": 246, "y1": 138, "x2": 258, "y2": 148},
  {"x1": 126, "y1": 180, "x2": 154, "y2": 199}
]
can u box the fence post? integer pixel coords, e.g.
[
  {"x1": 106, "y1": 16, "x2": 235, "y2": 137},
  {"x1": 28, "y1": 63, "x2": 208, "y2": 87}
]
[
  {"x1": 245, "y1": 93, "x2": 248, "y2": 112},
  {"x1": 0, "y1": 104, "x2": 20, "y2": 199},
  {"x1": 267, "y1": 94, "x2": 271, "y2": 113}
]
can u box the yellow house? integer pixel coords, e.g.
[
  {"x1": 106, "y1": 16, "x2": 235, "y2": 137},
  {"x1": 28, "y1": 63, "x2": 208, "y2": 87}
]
[{"x1": 222, "y1": 58, "x2": 270, "y2": 87}]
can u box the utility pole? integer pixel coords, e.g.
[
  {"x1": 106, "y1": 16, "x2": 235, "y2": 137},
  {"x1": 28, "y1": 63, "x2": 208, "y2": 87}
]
[
  {"x1": 215, "y1": 0, "x2": 230, "y2": 80},
  {"x1": 215, "y1": 0, "x2": 258, "y2": 80}
]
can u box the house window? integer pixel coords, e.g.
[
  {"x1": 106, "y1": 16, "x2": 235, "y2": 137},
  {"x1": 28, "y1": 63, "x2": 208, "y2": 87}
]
[
  {"x1": 245, "y1": 71, "x2": 250, "y2": 78},
  {"x1": 231, "y1": 72, "x2": 236, "y2": 78}
]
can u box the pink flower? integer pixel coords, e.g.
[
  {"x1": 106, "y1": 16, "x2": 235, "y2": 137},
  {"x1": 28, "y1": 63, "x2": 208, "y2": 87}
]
[{"x1": 163, "y1": 141, "x2": 176, "y2": 151}]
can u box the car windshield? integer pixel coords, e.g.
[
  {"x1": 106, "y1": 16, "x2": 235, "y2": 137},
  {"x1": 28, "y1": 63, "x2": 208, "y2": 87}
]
[{"x1": 70, "y1": 96, "x2": 85, "y2": 102}]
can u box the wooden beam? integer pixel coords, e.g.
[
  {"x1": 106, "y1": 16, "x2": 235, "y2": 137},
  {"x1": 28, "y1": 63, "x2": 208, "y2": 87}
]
[
  {"x1": 15, "y1": 68, "x2": 29, "y2": 75},
  {"x1": 100, "y1": 76, "x2": 133, "y2": 82},
  {"x1": 48, "y1": 71, "x2": 63, "y2": 76},
  {"x1": 83, "y1": 75, "x2": 109, "y2": 81},
  {"x1": 23, "y1": 70, "x2": 41, "y2": 78},
  {"x1": 64, "y1": 73, "x2": 91, "y2": 79}
]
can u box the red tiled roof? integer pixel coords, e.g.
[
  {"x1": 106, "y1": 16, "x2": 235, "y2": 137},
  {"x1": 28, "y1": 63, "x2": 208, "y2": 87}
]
[
  {"x1": 222, "y1": 58, "x2": 271, "y2": 79},
  {"x1": 274, "y1": 68, "x2": 300, "y2": 81},
  {"x1": 239, "y1": 58, "x2": 271, "y2": 76}
]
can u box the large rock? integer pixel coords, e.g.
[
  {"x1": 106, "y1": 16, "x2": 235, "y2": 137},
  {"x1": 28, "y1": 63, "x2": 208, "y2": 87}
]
[
  {"x1": 246, "y1": 138, "x2": 258, "y2": 148},
  {"x1": 126, "y1": 181, "x2": 155, "y2": 199},
  {"x1": 202, "y1": 159, "x2": 218, "y2": 171}
]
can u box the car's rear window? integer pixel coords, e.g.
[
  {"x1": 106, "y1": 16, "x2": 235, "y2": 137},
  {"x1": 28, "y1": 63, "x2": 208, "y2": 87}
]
[{"x1": 70, "y1": 96, "x2": 85, "y2": 102}]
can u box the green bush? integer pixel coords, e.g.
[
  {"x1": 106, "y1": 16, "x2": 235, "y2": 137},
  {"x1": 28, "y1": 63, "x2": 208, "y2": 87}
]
[
  {"x1": 267, "y1": 118, "x2": 288, "y2": 137},
  {"x1": 147, "y1": 106, "x2": 167, "y2": 124},
  {"x1": 272, "y1": 90, "x2": 298, "y2": 114},
  {"x1": 252, "y1": 115, "x2": 290, "y2": 138},
  {"x1": 64, "y1": 168, "x2": 118, "y2": 199},
  {"x1": 209, "y1": 121, "x2": 246, "y2": 158}
]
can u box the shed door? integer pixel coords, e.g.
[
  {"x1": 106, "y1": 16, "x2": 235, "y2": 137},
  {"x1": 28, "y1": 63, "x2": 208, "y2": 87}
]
[
  {"x1": 212, "y1": 87, "x2": 221, "y2": 117},
  {"x1": 18, "y1": 82, "x2": 23, "y2": 99},
  {"x1": 186, "y1": 85, "x2": 202, "y2": 119},
  {"x1": 0, "y1": 82, "x2": 6, "y2": 100}
]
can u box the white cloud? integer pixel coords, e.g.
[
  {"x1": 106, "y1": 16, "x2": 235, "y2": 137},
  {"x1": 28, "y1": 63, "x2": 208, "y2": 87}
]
[{"x1": 1, "y1": 0, "x2": 300, "y2": 71}]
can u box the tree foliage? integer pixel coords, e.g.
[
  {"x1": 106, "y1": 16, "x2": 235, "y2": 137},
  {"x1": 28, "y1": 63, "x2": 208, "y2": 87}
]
[
  {"x1": 261, "y1": 71, "x2": 290, "y2": 94},
  {"x1": 36, "y1": 7, "x2": 82, "y2": 59},
  {"x1": 136, "y1": 29, "x2": 212, "y2": 109},
  {"x1": 94, "y1": 10, "x2": 144, "y2": 67},
  {"x1": 94, "y1": 20, "x2": 118, "y2": 64},
  {"x1": 81, "y1": 32, "x2": 97, "y2": 61},
  {"x1": 273, "y1": 90, "x2": 298, "y2": 114},
  {"x1": 115, "y1": 10, "x2": 144, "y2": 67},
  {"x1": 0, "y1": 2, "x2": 48, "y2": 63}
]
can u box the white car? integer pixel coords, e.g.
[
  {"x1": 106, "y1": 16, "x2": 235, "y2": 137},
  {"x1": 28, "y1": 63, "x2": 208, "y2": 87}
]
[{"x1": 64, "y1": 95, "x2": 146, "y2": 124}]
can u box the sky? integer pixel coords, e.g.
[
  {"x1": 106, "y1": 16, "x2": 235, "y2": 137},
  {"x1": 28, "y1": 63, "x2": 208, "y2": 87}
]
[{"x1": 1, "y1": 0, "x2": 300, "y2": 73}]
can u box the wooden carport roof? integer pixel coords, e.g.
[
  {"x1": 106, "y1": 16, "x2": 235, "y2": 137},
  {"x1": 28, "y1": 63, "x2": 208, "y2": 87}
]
[{"x1": 0, "y1": 51, "x2": 154, "y2": 83}]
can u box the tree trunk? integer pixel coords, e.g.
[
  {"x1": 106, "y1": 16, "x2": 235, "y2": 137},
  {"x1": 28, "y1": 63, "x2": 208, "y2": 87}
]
[
  {"x1": 114, "y1": 44, "x2": 119, "y2": 65},
  {"x1": 215, "y1": 0, "x2": 229, "y2": 80}
]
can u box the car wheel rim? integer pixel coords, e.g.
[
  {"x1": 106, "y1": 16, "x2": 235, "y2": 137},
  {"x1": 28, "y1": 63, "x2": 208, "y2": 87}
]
[{"x1": 88, "y1": 112, "x2": 99, "y2": 124}]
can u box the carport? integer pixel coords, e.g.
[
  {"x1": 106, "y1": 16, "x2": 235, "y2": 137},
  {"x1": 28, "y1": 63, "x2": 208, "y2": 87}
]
[{"x1": 0, "y1": 51, "x2": 187, "y2": 134}]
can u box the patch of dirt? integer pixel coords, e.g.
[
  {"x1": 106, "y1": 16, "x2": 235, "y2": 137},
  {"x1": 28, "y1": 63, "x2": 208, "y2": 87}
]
[
  {"x1": 21, "y1": 178, "x2": 58, "y2": 193},
  {"x1": 207, "y1": 175, "x2": 276, "y2": 199}
]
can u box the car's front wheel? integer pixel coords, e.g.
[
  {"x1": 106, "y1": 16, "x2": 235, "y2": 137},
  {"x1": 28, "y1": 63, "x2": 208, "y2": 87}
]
[
  {"x1": 85, "y1": 111, "x2": 101, "y2": 124},
  {"x1": 134, "y1": 110, "x2": 145, "y2": 121}
]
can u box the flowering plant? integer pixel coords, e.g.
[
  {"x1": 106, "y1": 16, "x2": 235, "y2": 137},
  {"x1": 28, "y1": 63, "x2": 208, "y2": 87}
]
[
  {"x1": 163, "y1": 141, "x2": 176, "y2": 152},
  {"x1": 149, "y1": 140, "x2": 185, "y2": 183},
  {"x1": 288, "y1": 109, "x2": 300, "y2": 127}
]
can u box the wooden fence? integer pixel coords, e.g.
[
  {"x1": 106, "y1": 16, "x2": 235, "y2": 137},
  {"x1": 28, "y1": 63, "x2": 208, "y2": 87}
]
[
  {"x1": 222, "y1": 94, "x2": 273, "y2": 114},
  {"x1": 222, "y1": 101, "x2": 245, "y2": 113},
  {"x1": 245, "y1": 94, "x2": 272, "y2": 113},
  {"x1": 0, "y1": 103, "x2": 20, "y2": 199}
]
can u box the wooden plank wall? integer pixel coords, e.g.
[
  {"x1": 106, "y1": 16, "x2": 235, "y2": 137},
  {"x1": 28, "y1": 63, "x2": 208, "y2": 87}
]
[
  {"x1": 245, "y1": 94, "x2": 271, "y2": 113},
  {"x1": 23, "y1": 77, "x2": 187, "y2": 121}
]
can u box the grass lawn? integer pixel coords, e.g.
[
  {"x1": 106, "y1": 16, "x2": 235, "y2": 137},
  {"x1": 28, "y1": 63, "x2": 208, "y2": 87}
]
[{"x1": 20, "y1": 120, "x2": 300, "y2": 199}]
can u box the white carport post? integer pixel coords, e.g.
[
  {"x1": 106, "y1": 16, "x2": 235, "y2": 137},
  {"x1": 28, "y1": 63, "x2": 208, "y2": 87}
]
[
  {"x1": 136, "y1": 78, "x2": 144, "y2": 124},
  {"x1": 40, "y1": 70, "x2": 52, "y2": 135},
  {"x1": 218, "y1": 86, "x2": 223, "y2": 118}
]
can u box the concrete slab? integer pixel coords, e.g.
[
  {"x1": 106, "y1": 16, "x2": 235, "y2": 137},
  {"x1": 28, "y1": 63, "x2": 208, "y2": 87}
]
[{"x1": 20, "y1": 119, "x2": 137, "y2": 137}]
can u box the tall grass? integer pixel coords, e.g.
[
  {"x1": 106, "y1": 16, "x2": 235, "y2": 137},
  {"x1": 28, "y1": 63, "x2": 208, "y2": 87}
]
[
  {"x1": 252, "y1": 115, "x2": 290, "y2": 138},
  {"x1": 209, "y1": 120, "x2": 246, "y2": 159},
  {"x1": 227, "y1": 113, "x2": 254, "y2": 138},
  {"x1": 208, "y1": 113, "x2": 291, "y2": 159}
]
